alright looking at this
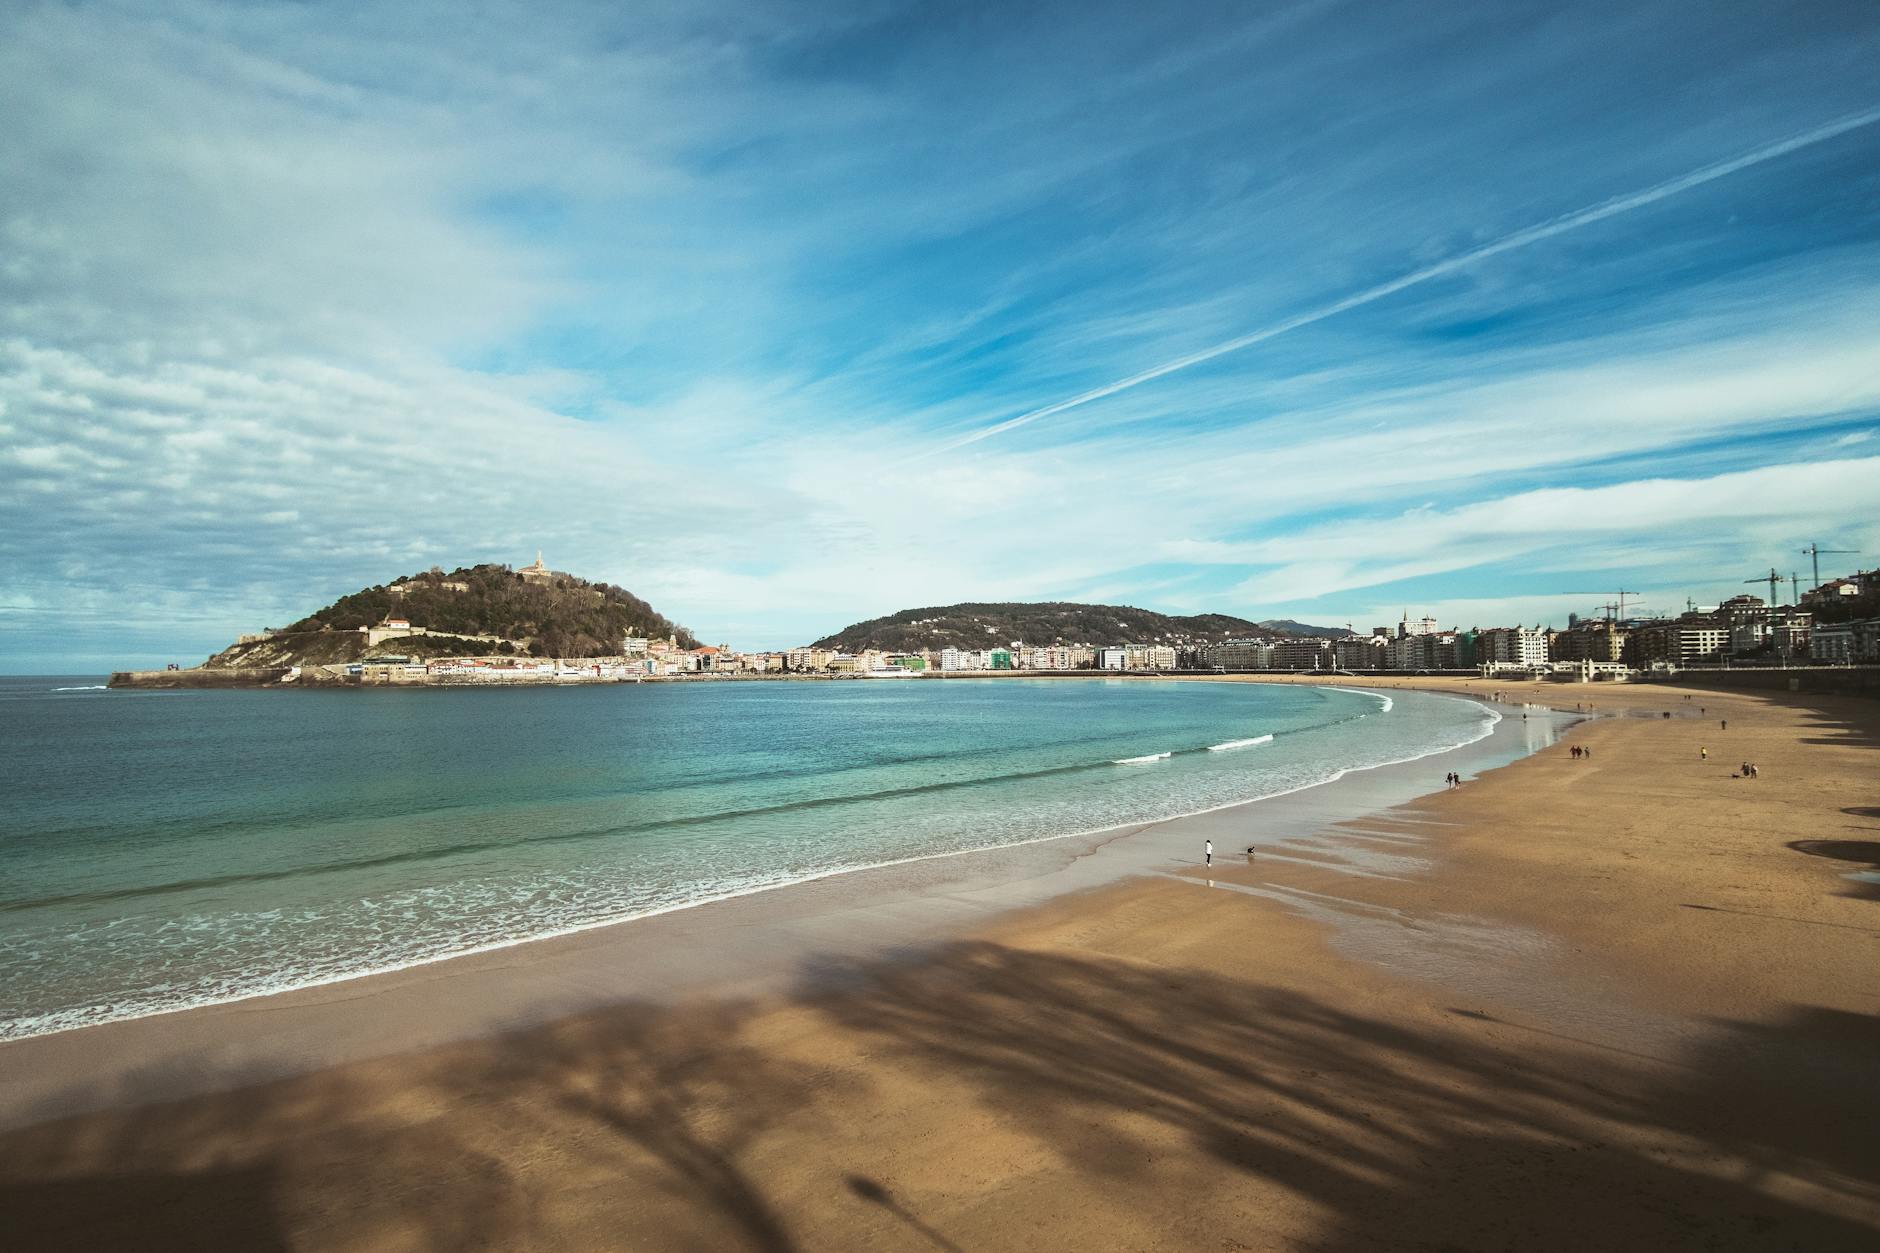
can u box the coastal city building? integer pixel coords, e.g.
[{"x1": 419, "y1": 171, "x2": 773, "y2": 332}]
[
  {"x1": 1812, "y1": 618, "x2": 1880, "y2": 664},
  {"x1": 1476, "y1": 626, "x2": 1549, "y2": 669}
]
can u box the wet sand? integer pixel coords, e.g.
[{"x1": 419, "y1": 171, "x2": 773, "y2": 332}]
[{"x1": 3, "y1": 678, "x2": 1877, "y2": 1249}]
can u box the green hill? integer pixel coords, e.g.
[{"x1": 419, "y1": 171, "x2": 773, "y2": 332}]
[
  {"x1": 1256, "y1": 618, "x2": 1351, "y2": 639},
  {"x1": 812, "y1": 602, "x2": 1286, "y2": 651},
  {"x1": 206, "y1": 563, "x2": 698, "y2": 666}
]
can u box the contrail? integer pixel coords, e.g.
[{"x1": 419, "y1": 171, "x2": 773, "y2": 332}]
[{"x1": 933, "y1": 104, "x2": 1880, "y2": 453}]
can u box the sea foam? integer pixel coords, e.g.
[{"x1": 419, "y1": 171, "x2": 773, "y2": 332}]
[{"x1": 1208, "y1": 734, "x2": 1274, "y2": 751}]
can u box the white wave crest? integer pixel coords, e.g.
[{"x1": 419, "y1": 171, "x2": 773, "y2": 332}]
[
  {"x1": 1327, "y1": 685, "x2": 1392, "y2": 714},
  {"x1": 1112, "y1": 751, "x2": 1173, "y2": 765},
  {"x1": 1207, "y1": 734, "x2": 1274, "y2": 751}
]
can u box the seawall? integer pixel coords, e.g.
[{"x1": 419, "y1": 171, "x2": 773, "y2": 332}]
[{"x1": 109, "y1": 668, "x2": 292, "y2": 689}]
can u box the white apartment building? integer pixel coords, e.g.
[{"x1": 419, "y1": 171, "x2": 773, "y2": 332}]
[
  {"x1": 1098, "y1": 647, "x2": 1127, "y2": 671},
  {"x1": 1636, "y1": 622, "x2": 1730, "y2": 666},
  {"x1": 1123, "y1": 644, "x2": 1178, "y2": 670}
]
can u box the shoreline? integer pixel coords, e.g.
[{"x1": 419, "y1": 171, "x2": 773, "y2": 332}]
[
  {"x1": 3, "y1": 678, "x2": 1876, "y2": 1247},
  {"x1": 0, "y1": 685, "x2": 1558, "y2": 1127}
]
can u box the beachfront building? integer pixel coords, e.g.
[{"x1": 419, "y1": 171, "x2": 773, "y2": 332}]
[
  {"x1": 1477, "y1": 626, "x2": 1550, "y2": 669},
  {"x1": 941, "y1": 647, "x2": 988, "y2": 671},
  {"x1": 1018, "y1": 644, "x2": 1077, "y2": 669},
  {"x1": 1398, "y1": 614, "x2": 1439, "y2": 638},
  {"x1": 1812, "y1": 618, "x2": 1880, "y2": 664},
  {"x1": 1430, "y1": 632, "x2": 1468, "y2": 669},
  {"x1": 1098, "y1": 647, "x2": 1127, "y2": 671},
  {"x1": 1769, "y1": 610, "x2": 1813, "y2": 659},
  {"x1": 1632, "y1": 618, "x2": 1730, "y2": 667},
  {"x1": 1333, "y1": 635, "x2": 1388, "y2": 670},
  {"x1": 1387, "y1": 632, "x2": 1433, "y2": 671},
  {"x1": 1718, "y1": 595, "x2": 1771, "y2": 656},
  {"x1": 1552, "y1": 621, "x2": 1629, "y2": 663},
  {"x1": 1270, "y1": 639, "x2": 1330, "y2": 670},
  {"x1": 1201, "y1": 639, "x2": 1273, "y2": 670}
]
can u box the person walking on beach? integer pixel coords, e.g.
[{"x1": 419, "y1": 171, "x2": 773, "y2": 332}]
[
  {"x1": 1721, "y1": 719, "x2": 1727, "y2": 730},
  {"x1": 1205, "y1": 839, "x2": 1212, "y2": 867},
  {"x1": 1701, "y1": 746, "x2": 1707, "y2": 761}
]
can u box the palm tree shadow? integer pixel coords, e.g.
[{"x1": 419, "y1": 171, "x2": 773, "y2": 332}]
[
  {"x1": 808, "y1": 942, "x2": 1880, "y2": 1251},
  {"x1": 0, "y1": 999, "x2": 826, "y2": 1252}
]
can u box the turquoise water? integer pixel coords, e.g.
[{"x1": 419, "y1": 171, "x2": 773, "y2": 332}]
[{"x1": 0, "y1": 676, "x2": 1496, "y2": 1038}]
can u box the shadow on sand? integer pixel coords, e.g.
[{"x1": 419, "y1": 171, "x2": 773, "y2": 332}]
[{"x1": 4, "y1": 942, "x2": 1876, "y2": 1250}]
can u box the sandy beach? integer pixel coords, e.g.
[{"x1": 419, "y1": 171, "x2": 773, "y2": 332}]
[{"x1": 3, "y1": 677, "x2": 1876, "y2": 1250}]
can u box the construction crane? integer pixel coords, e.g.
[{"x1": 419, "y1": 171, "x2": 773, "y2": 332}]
[
  {"x1": 1801, "y1": 543, "x2": 1859, "y2": 588},
  {"x1": 1614, "y1": 588, "x2": 1640, "y2": 620},
  {"x1": 1745, "y1": 567, "x2": 1784, "y2": 605}
]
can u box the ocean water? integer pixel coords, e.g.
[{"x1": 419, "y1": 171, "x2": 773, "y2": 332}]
[{"x1": 0, "y1": 676, "x2": 1497, "y2": 1039}]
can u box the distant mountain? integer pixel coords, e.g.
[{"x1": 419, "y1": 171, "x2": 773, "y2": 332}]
[
  {"x1": 812, "y1": 602, "x2": 1322, "y2": 651},
  {"x1": 1257, "y1": 619, "x2": 1350, "y2": 639},
  {"x1": 205, "y1": 562, "x2": 698, "y2": 667}
]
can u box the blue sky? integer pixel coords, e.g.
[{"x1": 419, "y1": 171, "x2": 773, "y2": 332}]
[{"x1": 3, "y1": 0, "x2": 1878, "y2": 669}]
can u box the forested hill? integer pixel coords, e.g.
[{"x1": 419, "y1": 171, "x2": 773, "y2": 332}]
[
  {"x1": 208, "y1": 563, "x2": 698, "y2": 665},
  {"x1": 813, "y1": 602, "x2": 1281, "y2": 651}
]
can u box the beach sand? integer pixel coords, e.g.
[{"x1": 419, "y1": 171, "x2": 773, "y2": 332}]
[{"x1": 2, "y1": 678, "x2": 1876, "y2": 1249}]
